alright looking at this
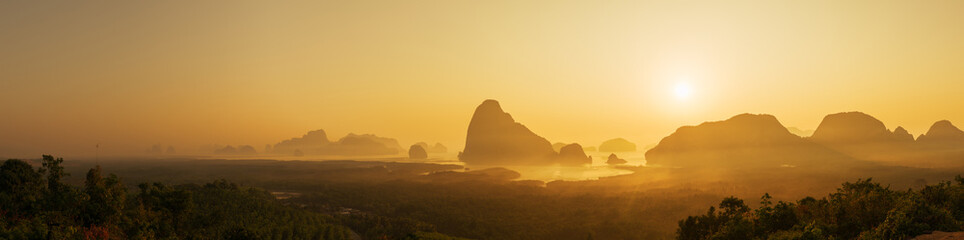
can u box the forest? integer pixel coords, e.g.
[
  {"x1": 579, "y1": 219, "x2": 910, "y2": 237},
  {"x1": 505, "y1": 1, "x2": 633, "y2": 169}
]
[
  {"x1": 2, "y1": 155, "x2": 957, "y2": 239},
  {"x1": 0, "y1": 156, "x2": 463, "y2": 240},
  {"x1": 677, "y1": 177, "x2": 964, "y2": 240}
]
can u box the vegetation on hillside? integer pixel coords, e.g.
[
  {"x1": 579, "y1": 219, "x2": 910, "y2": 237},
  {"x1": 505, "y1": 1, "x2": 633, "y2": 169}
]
[{"x1": 677, "y1": 177, "x2": 964, "y2": 240}]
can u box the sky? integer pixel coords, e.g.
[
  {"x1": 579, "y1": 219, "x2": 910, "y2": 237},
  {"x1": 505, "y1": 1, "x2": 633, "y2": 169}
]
[{"x1": 2, "y1": 0, "x2": 964, "y2": 158}]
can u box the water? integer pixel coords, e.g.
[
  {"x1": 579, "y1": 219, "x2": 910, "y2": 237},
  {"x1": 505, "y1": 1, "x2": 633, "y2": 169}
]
[{"x1": 205, "y1": 150, "x2": 648, "y2": 182}]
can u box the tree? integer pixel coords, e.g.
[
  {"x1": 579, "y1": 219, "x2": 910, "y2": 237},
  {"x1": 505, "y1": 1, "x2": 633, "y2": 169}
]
[
  {"x1": 39, "y1": 155, "x2": 75, "y2": 212},
  {"x1": 82, "y1": 166, "x2": 126, "y2": 228},
  {"x1": 827, "y1": 178, "x2": 898, "y2": 239},
  {"x1": 0, "y1": 159, "x2": 44, "y2": 218},
  {"x1": 754, "y1": 193, "x2": 797, "y2": 235},
  {"x1": 677, "y1": 197, "x2": 752, "y2": 240}
]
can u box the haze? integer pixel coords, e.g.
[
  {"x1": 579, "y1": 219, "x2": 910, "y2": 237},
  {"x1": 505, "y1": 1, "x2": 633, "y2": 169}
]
[{"x1": 3, "y1": 0, "x2": 964, "y2": 158}]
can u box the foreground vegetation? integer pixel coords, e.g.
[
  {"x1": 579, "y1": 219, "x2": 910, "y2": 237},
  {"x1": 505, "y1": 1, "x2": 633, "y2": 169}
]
[
  {"x1": 0, "y1": 156, "x2": 463, "y2": 239},
  {"x1": 678, "y1": 177, "x2": 964, "y2": 240},
  {"x1": 9, "y1": 156, "x2": 959, "y2": 239}
]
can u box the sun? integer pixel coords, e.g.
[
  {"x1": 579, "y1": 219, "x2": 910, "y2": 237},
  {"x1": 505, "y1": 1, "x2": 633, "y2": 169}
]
[{"x1": 673, "y1": 82, "x2": 693, "y2": 100}]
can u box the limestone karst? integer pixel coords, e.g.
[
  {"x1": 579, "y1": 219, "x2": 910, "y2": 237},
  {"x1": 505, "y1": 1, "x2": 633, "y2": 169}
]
[{"x1": 460, "y1": 100, "x2": 557, "y2": 165}]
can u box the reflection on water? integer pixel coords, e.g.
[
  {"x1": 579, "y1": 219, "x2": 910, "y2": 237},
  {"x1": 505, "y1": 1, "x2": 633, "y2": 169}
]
[
  {"x1": 518, "y1": 151, "x2": 646, "y2": 181},
  {"x1": 460, "y1": 151, "x2": 647, "y2": 182},
  {"x1": 206, "y1": 150, "x2": 648, "y2": 182}
]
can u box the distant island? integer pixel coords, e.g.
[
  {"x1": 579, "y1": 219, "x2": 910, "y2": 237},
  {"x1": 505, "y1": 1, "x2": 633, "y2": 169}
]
[
  {"x1": 271, "y1": 129, "x2": 403, "y2": 156},
  {"x1": 459, "y1": 100, "x2": 591, "y2": 166}
]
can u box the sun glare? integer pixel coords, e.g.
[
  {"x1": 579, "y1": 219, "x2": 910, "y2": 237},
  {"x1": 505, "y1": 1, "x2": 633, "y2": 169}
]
[{"x1": 673, "y1": 82, "x2": 692, "y2": 100}]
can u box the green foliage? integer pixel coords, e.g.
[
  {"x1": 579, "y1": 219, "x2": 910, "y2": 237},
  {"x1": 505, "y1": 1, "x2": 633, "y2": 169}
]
[
  {"x1": 677, "y1": 177, "x2": 964, "y2": 240},
  {"x1": 755, "y1": 193, "x2": 798, "y2": 236},
  {"x1": 82, "y1": 166, "x2": 127, "y2": 227},
  {"x1": 0, "y1": 159, "x2": 44, "y2": 219},
  {"x1": 0, "y1": 157, "x2": 359, "y2": 240},
  {"x1": 677, "y1": 196, "x2": 756, "y2": 240},
  {"x1": 825, "y1": 179, "x2": 899, "y2": 239},
  {"x1": 859, "y1": 186, "x2": 962, "y2": 239}
]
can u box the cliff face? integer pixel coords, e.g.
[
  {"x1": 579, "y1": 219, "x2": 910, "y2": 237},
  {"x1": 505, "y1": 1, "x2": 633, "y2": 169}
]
[{"x1": 460, "y1": 100, "x2": 556, "y2": 165}]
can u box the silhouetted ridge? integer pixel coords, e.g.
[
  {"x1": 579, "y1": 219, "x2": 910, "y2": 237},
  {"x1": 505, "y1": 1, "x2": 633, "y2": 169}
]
[
  {"x1": 809, "y1": 112, "x2": 917, "y2": 163},
  {"x1": 645, "y1": 114, "x2": 854, "y2": 168},
  {"x1": 598, "y1": 138, "x2": 636, "y2": 152},
  {"x1": 918, "y1": 120, "x2": 964, "y2": 143},
  {"x1": 893, "y1": 126, "x2": 914, "y2": 142},
  {"x1": 917, "y1": 120, "x2": 964, "y2": 153},
  {"x1": 811, "y1": 112, "x2": 909, "y2": 144},
  {"x1": 460, "y1": 100, "x2": 556, "y2": 165},
  {"x1": 273, "y1": 130, "x2": 331, "y2": 154},
  {"x1": 272, "y1": 130, "x2": 402, "y2": 156},
  {"x1": 332, "y1": 133, "x2": 403, "y2": 155},
  {"x1": 651, "y1": 114, "x2": 799, "y2": 150}
]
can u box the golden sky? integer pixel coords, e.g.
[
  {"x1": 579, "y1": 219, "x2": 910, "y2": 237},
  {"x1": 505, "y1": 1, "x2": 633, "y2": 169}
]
[{"x1": 2, "y1": 1, "x2": 964, "y2": 157}]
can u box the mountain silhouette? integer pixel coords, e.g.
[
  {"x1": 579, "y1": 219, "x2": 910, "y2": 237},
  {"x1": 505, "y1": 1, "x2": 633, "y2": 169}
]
[
  {"x1": 606, "y1": 153, "x2": 627, "y2": 165},
  {"x1": 893, "y1": 126, "x2": 915, "y2": 142},
  {"x1": 810, "y1": 112, "x2": 911, "y2": 144},
  {"x1": 328, "y1": 133, "x2": 403, "y2": 155},
  {"x1": 808, "y1": 112, "x2": 916, "y2": 162},
  {"x1": 598, "y1": 138, "x2": 636, "y2": 152},
  {"x1": 237, "y1": 145, "x2": 257, "y2": 155},
  {"x1": 917, "y1": 120, "x2": 964, "y2": 149},
  {"x1": 272, "y1": 130, "x2": 402, "y2": 156},
  {"x1": 910, "y1": 120, "x2": 964, "y2": 167},
  {"x1": 460, "y1": 100, "x2": 557, "y2": 165},
  {"x1": 558, "y1": 143, "x2": 591, "y2": 166},
  {"x1": 272, "y1": 130, "x2": 331, "y2": 154},
  {"x1": 645, "y1": 114, "x2": 854, "y2": 168},
  {"x1": 431, "y1": 143, "x2": 448, "y2": 153},
  {"x1": 414, "y1": 142, "x2": 448, "y2": 153},
  {"x1": 552, "y1": 142, "x2": 567, "y2": 153},
  {"x1": 409, "y1": 144, "x2": 428, "y2": 159}
]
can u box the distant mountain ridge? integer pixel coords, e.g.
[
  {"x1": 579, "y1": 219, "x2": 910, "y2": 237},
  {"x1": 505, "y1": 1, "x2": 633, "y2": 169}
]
[
  {"x1": 918, "y1": 120, "x2": 964, "y2": 146},
  {"x1": 646, "y1": 111, "x2": 964, "y2": 168},
  {"x1": 456, "y1": 100, "x2": 964, "y2": 168},
  {"x1": 599, "y1": 138, "x2": 637, "y2": 152},
  {"x1": 644, "y1": 114, "x2": 855, "y2": 168},
  {"x1": 807, "y1": 112, "x2": 918, "y2": 162},
  {"x1": 810, "y1": 112, "x2": 913, "y2": 144},
  {"x1": 272, "y1": 129, "x2": 403, "y2": 156}
]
